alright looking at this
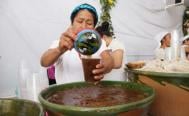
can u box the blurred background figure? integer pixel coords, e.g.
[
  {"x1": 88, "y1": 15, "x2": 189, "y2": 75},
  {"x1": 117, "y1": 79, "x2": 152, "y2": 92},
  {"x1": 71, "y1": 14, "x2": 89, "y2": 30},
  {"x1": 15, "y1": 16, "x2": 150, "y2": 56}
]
[
  {"x1": 154, "y1": 31, "x2": 171, "y2": 60},
  {"x1": 96, "y1": 21, "x2": 126, "y2": 81},
  {"x1": 182, "y1": 35, "x2": 189, "y2": 60}
]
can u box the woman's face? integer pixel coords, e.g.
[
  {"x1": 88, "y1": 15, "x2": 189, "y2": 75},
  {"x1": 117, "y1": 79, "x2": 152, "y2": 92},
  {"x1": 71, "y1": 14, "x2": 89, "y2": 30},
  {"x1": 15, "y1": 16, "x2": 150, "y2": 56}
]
[
  {"x1": 164, "y1": 33, "x2": 171, "y2": 47},
  {"x1": 72, "y1": 10, "x2": 95, "y2": 32}
]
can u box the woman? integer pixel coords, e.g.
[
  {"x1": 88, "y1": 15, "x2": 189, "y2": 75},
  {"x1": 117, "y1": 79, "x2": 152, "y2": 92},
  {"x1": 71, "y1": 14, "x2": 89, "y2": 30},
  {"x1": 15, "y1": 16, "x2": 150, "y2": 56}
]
[
  {"x1": 40, "y1": 3, "x2": 114, "y2": 84},
  {"x1": 154, "y1": 31, "x2": 171, "y2": 60},
  {"x1": 96, "y1": 21, "x2": 126, "y2": 81}
]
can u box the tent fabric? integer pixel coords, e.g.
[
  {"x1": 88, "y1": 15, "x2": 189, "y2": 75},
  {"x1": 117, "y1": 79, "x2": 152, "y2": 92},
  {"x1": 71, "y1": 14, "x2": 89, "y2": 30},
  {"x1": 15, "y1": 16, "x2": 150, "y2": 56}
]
[{"x1": 0, "y1": 0, "x2": 185, "y2": 97}]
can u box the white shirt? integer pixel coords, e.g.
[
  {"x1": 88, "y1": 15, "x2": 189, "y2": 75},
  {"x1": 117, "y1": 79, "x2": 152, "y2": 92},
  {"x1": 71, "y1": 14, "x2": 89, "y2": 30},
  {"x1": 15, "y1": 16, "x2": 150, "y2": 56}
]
[
  {"x1": 155, "y1": 48, "x2": 165, "y2": 60},
  {"x1": 50, "y1": 39, "x2": 107, "y2": 84},
  {"x1": 102, "y1": 39, "x2": 127, "y2": 81}
]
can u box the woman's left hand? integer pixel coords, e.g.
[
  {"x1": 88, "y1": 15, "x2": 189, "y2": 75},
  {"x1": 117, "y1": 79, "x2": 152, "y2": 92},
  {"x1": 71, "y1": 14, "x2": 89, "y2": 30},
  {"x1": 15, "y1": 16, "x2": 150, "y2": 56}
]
[{"x1": 92, "y1": 50, "x2": 114, "y2": 81}]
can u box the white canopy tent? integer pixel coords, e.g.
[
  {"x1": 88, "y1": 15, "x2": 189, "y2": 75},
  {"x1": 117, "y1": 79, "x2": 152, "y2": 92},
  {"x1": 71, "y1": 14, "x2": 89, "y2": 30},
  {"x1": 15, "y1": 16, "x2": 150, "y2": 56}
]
[{"x1": 0, "y1": 0, "x2": 187, "y2": 97}]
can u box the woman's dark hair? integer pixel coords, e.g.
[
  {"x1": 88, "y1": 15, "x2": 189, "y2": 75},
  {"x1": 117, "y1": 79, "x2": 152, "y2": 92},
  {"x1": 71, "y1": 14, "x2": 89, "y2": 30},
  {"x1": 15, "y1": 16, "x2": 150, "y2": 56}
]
[
  {"x1": 96, "y1": 21, "x2": 112, "y2": 37},
  {"x1": 183, "y1": 38, "x2": 189, "y2": 44},
  {"x1": 70, "y1": 3, "x2": 98, "y2": 26}
]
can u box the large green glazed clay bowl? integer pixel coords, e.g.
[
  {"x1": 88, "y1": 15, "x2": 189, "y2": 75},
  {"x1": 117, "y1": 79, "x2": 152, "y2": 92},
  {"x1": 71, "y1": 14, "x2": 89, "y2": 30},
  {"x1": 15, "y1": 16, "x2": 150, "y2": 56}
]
[
  {"x1": 0, "y1": 98, "x2": 44, "y2": 116},
  {"x1": 39, "y1": 81, "x2": 155, "y2": 116}
]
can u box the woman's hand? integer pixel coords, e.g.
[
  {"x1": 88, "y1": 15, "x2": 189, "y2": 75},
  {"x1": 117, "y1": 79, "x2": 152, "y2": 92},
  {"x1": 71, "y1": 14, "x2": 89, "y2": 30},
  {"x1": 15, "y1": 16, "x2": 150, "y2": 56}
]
[
  {"x1": 58, "y1": 27, "x2": 77, "y2": 53},
  {"x1": 92, "y1": 50, "x2": 114, "y2": 81}
]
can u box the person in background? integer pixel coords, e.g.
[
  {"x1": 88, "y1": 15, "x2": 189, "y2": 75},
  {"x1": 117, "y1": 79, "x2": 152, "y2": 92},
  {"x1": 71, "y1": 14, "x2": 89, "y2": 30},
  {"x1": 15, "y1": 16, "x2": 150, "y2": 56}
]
[
  {"x1": 40, "y1": 3, "x2": 114, "y2": 84},
  {"x1": 154, "y1": 31, "x2": 171, "y2": 60},
  {"x1": 96, "y1": 21, "x2": 126, "y2": 81},
  {"x1": 182, "y1": 35, "x2": 189, "y2": 60}
]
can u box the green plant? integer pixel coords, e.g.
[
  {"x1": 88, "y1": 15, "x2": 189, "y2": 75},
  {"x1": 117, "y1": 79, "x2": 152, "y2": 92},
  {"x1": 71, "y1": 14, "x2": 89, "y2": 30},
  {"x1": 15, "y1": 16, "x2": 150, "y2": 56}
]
[{"x1": 99, "y1": 0, "x2": 117, "y2": 37}]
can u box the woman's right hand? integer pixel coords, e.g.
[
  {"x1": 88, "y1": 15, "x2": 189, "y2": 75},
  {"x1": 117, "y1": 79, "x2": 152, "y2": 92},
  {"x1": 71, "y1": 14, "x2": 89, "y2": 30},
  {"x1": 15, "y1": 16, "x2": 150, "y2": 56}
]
[{"x1": 58, "y1": 27, "x2": 77, "y2": 53}]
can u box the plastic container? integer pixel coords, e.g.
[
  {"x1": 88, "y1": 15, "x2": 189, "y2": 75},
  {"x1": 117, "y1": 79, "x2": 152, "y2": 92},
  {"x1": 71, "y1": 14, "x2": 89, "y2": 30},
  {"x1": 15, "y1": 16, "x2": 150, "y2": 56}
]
[{"x1": 18, "y1": 60, "x2": 49, "y2": 102}]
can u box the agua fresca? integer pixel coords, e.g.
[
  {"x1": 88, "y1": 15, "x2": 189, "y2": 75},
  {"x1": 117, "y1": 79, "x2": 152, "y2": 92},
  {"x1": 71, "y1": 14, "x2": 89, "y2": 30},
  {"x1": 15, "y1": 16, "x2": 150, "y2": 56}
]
[{"x1": 47, "y1": 85, "x2": 147, "y2": 107}]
